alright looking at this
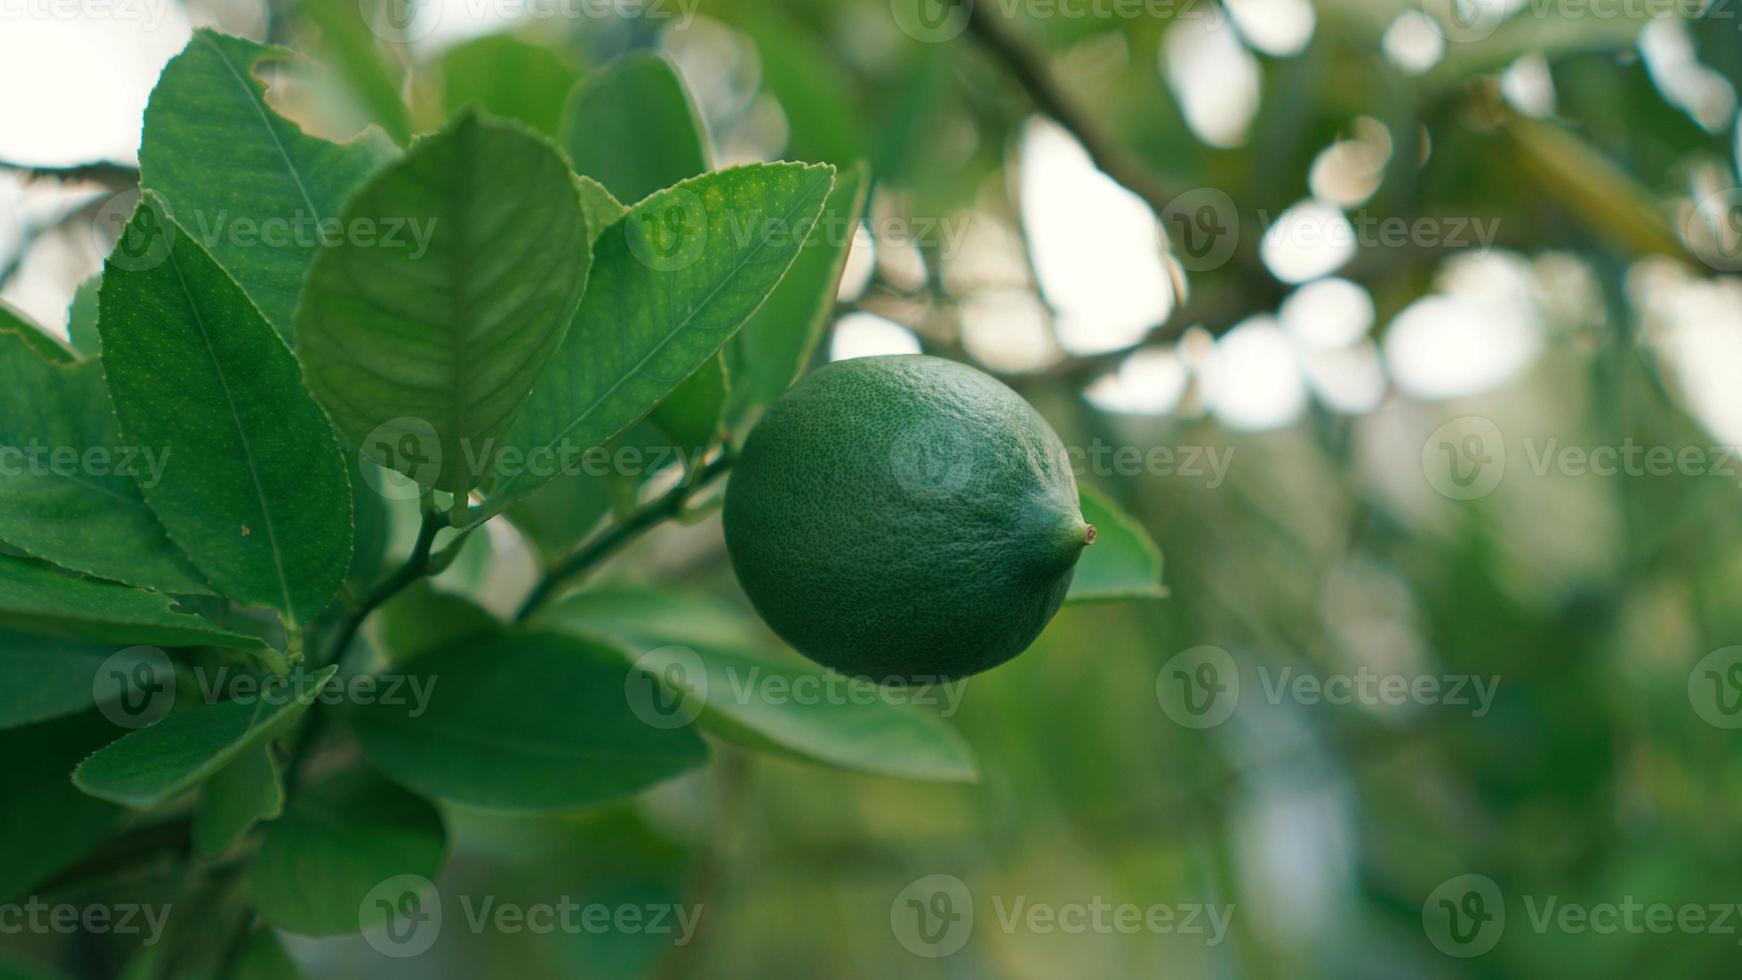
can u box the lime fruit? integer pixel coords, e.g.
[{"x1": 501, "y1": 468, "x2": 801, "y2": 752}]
[{"x1": 723, "y1": 354, "x2": 1093, "y2": 680}]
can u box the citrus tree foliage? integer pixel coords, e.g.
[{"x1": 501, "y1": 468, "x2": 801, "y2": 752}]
[{"x1": 0, "y1": 25, "x2": 1164, "y2": 978}]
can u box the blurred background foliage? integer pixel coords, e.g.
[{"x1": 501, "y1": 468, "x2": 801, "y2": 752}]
[{"x1": 5, "y1": 0, "x2": 1742, "y2": 976}]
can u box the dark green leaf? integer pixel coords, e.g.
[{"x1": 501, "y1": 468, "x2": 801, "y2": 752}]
[
  {"x1": 484, "y1": 163, "x2": 836, "y2": 516},
  {"x1": 0, "y1": 329, "x2": 210, "y2": 594},
  {"x1": 192, "y1": 746, "x2": 283, "y2": 857},
  {"x1": 538, "y1": 585, "x2": 979, "y2": 782},
  {"x1": 0, "y1": 634, "x2": 161, "y2": 730},
  {"x1": 442, "y1": 33, "x2": 579, "y2": 138},
  {"x1": 0, "y1": 555, "x2": 255, "y2": 648},
  {"x1": 0, "y1": 713, "x2": 124, "y2": 901},
  {"x1": 74, "y1": 665, "x2": 336, "y2": 808},
  {"x1": 248, "y1": 767, "x2": 446, "y2": 936},
  {"x1": 560, "y1": 53, "x2": 710, "y2": 205},
  {"x1": 138, "y1": 28, "x2": 398, "y2": 340},
  {"x1": 98, "y1": 196, "x2": 353, "y2": 625},
  {"x1": 297, "y1": 111, "x2": 592, "y2": 497},
  {"x1": 349, "y1": 631, "x2": 706, "y2": 812},
  {"x1": 1067, "y1": 484, "x2": 1166, "y2": 603},
  {"x1": 375, "y1": 581, "x2": 497, "y2": 665}
]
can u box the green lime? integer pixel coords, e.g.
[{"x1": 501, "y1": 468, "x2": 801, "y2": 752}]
[{"x1": 723, "y1": 354, "x2": 1093, "y2": 680}]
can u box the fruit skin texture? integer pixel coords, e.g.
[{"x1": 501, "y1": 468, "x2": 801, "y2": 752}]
[{"x1": 724, "y1": 354, "x2": 1091, "y2": 681}]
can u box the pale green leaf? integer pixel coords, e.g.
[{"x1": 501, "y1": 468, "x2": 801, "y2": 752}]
[
  {"x1": 560, "y1": 53, "x2": 710, "y2": 205},
  {"x1": 442, "y1": 32, "x2": 578, "y2": 138},
  {"x1": 297, "y1": 110, "x2": 592, "y2": 497}
]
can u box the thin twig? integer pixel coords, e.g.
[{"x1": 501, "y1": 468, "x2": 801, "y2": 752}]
[
  {"x1": 0, "y1": 159, "x2": 140, "y2": 190},
  {"x1": 516, "y1": 453, "x2": 735, "y2": 623}
]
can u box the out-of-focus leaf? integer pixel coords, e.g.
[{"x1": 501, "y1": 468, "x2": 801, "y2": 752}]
[
  {"x1": 295, "y1": 0, "x2": 413, "y2": 144},
  {"x1": 139, "y1": 28, "x2": 397, "y2": 341},
  {"x1": 0, "y1": 555, "x2": 255, "y2": 648},
  {"x1": 74, "y1": 666, "x2": 337, "y2": 808},
  {"x1": 1502, "y1": 113, "x2": 1687, "y2": 260},
  {"x1": 560, "y1": 53, "x2": 710, "y2": 205},
  {"x1": 375, "y1": 580, "x2": 498, "y2": 665},
  {"x1": 0, "y1": 329, "x2": 210, "y2": 594},
  {"x1": 0, "y1": 635, "x2": 161, "y2": 730},
  {"x1": 442, "y1": 32, "x2": 578, "y2": 138},
  {"x1": 0, "y1": 302, "x2": 76, "y2": 364},
  {"x1": 1067, "y1": 484, "x2": 1166, "y2": 603},
  {"x1": 297, "y1": 111, "x2": 591, "y2": 498},
  {"x1": 249, "y1": 767, "x2": 446, "y2": 936},
  {"x1": 538, "y1": 585, "x2": 980, "y2": 782},
  {"x1": 192, "y1": 745, "x2": 282, "y2": 857},
  {"x1": 0, "y1": 713, "x2": 124, "y2": 901},
  {"x1": 99, "y1": 197, "x2": 353, "y2": 624},
  {"x1": 348, "y1": 631, "x2": 707, "y2": 812}
]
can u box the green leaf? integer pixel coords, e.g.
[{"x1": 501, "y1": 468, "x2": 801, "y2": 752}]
[
  {"x1": 442, "y1": 32, "x2": 579, "y2": 138},
  {"x1": 349, "y1": 631, "x2": 706, "y2": 812},
  {"x1": 0, "y1": 555, "x2": 256, "y2": 648},
  {"x1": 484, "y1": 163, "x2": 836, "y2": 515},
  {"x1": 724, "y1": 161, "x2": 869, "y2": 426},
  {"x1": 537, "y1": 585, "x2": 979, "y2": 783},
  {"x1": 0, "y1": 329, "x2": 210, "y2": 594},
  {"x1": 192, "y1": 746, "x2": 283, "y2": 857},
  {"x1": 297, "y1": 110, "x2": 593, "y2": 497},
  {"x1": 230, "y1": 930, "x2": 300, "y2": 980},
  {"x1": 0, "y1": 713, "x2": 125, "y2": 901},
  {"x1": 65, "y1": 275, "x2": 101, "y2": 357},
  {"x1": 1067, "y1": 484, "x2": 1166, "y2": 603},
  {"x1": 138, "y1": 28, "x2": 398, "y2": 340},
  {"x1": 560, "y1": 53, "x2": 710, "y2": 206},
  {"x1": 73, "y1": 665, "x2": 337, "y2": 809},
  {"x1": 0, "y1": 634, "x2": 160, "y2": 730},
  {"x1": 564, "y1": 58, "x2": 728, "y2": 469},
  {"x1": 0, "y1": 302, "x2": 76, "y2": 364},
  {"x1": 503, "y1": 471, "x2": 611, "y2": 566},
  {"x1": 248, "y1": 767, "x2": 446, "y2": 936},
  {"x1": 98, "y1": 196, "x2": 354, "y2": 625},
  {"x1": 375, "y1": 581, "x2": 497, "y2": 665}
]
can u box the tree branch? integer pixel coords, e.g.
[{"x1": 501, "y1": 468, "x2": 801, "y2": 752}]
[{"x1": 515, "y1": 453, "x2": 735, "y2": 623}]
